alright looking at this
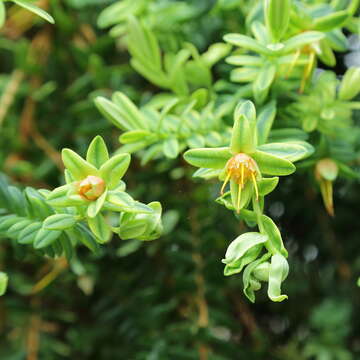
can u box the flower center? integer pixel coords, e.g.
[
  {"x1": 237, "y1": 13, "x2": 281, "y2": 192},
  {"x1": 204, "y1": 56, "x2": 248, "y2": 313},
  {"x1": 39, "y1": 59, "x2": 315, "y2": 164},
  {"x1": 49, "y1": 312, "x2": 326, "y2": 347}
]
[
  {"x1": 78, "y1": 175, "x2": 105, "y2": 201},
  {"x1": 221, "y1": 153, "x2": 259, "y2": 212}
]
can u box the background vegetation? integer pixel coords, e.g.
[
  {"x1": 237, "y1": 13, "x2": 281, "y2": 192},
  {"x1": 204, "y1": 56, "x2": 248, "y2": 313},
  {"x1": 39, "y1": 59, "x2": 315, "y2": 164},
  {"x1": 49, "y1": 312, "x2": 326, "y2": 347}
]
[{"x1": 0, "y1": 0, "x2": 360, "y2": 359}]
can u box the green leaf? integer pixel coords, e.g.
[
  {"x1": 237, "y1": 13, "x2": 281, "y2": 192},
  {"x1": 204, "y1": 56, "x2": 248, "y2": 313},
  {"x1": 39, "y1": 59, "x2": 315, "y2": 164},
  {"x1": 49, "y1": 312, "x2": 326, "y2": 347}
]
[
  {"x1": 187, "y1": 134, "x2": 205, "y2": 149},
  {"x1": 86, "y1": 136, "x2": 109, "y2": 169},
  {"x1": 268, "y1": 254, "x2": 289, "y2": 302},
  {"x1": 231, "y1": 113, "x2": 256, "y2": 154},
  {"x1": 62, "y1": 149, "x2": 98, "y2": 180},
  {"x1": 201, "y1": 42, "x2": 232, "y2": 67},
  {"x1": 43, "y1": 214, "x2": 77, "y2": 231},
  {"x1": 313, "y1": 10, "x2": 349, "y2": 32},
  {"x1": 230, "y1": 180, "x2": 253, "y2": 212},
  {"x1": 74, "y1": 225, "x2": 100, "y2": 254},
  {"x1": 257, "y1": 101, "x2": 276, "y2": 145},
  {"x1": 253, "y1": 150, "x2": 296, "y2": 175},
  {"x1": 136, "y1": 201, "x2": 163, "y2": 241},
  {"x1": 34, "y1": 228, "x2": 62, "y2": 249},
  {"x1": 264, "y1": 0, "x2": 291, "y2": 42},
  {"x1": 0, "y1": 272, "x2": 8, "y2": 296},
  {"x1": 230, "y1": 67, "x2": 258, "y2": 82},
  {"x1": 87, "y1": 190, "x2": 107, "y2": 218},
  {"x1": 18, "y1": 222, "x2": 42, "y2": 244},
  {"x1": 100, "y1": 153, "x2": 131, "y2": 189},
  {"x1": 253, "y1": 64, "x2": 276, "y2": 103},
  {"x1": 226, "y1": 55, "x2": 263, "y2": 66},
  {"x1": 223, "y1": 232, "x2": 267, "y2": 264},
  {"x1": 192, "y1": 168, "x2": 222, "y2": 180},
  {"x1": 261, "y1": 215, "x2": 288, "y2": 257},
  {"x1": 339, "y1": 67, "x2": 360, "y2": 101},
  {"x1": 7, "y1": 219, "x2": 32, "y2": 238},
  {"x1": 120, "y1": 130, "x2": 153, "y2": 144},
  {"x1": 318, "y1": 39, "x2": 336, "y2": 67},
  {"x1": 112, "y1": 92, "x2": 147, "y2": 129},
  {"x1": 118, "y1": 219, "x2": 148, "y2": 240},
  {"x1": 236, "y1": 100, "x2": 256, "y2": 124},
  {"x1": 184, "y1": 147, "x2": 231, "y2": 169},
  {"x1": 87, "y1": 213, "x2": 111, "y2": 243},
  {"x1": 258, "y1": 177, "x2": 279, "y2": 196},
  {"x1": 163, "y1": 138, "x2": 180, "y2": 159},
  {"x1": 257, "y1": 142, "x2": 314, "y2": 162},
  {"x1": 95, "y1": 97, "x2": 133, "y2": 131},
  {"x1": 224, "y1": 33, "x2": 272, "y2": 55},
  {"x1": 46, "y1": 184, "x2": 86, "y2": 207},
  {"x1": 0, "y1": 215, "x2": 21, "y2": 233},
  {"x1": 231, "y1": 100, "x2": 257, "y2": 153},
  {"x1": 12, "y1": 0, "x2": 55, "y2": 24},
  {"x1": 0, "y1": 2, "x2": 5, "y2": 28},
  {"x1": 282, "y1": 31, "x2": 325, "y2": 54},
  {"x1": 243, "y1": 253, "x2": 271, "y2": 303}
]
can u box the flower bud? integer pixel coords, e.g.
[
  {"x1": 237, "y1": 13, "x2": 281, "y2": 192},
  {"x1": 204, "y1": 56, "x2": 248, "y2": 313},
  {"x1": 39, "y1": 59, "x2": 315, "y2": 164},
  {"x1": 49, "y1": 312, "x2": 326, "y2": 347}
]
[{"x1": 78, "y1": 176, "x2": 105, "y2": 201}]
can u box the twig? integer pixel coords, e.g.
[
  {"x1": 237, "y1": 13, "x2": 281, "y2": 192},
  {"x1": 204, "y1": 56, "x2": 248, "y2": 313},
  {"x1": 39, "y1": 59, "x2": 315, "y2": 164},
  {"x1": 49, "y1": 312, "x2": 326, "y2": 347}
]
[{"x1": 0, "y1": 69, "x2": 24, "y2": 127}]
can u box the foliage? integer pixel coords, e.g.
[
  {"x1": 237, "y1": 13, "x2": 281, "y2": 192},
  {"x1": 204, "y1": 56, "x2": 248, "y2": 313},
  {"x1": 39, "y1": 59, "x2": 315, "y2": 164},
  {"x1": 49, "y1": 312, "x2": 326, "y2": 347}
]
[{"x1": 0, "y1": 0, "x2": 359, "y2": 358}]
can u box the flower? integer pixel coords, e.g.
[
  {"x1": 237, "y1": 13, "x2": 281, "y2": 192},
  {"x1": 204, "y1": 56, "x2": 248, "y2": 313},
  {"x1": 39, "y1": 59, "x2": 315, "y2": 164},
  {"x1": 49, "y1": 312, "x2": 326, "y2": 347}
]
[
  {"x1": 184, "y1": 100, "x2": 314, "y2": 212},
  {"x1": 315, "y1": 158, "x2": 338, "y2": 217},
  {"x1": 46, "y1": 136, "x2": 157, "y2": 243},
  {"x1": 221, "y1": 153, "x2": 260, "y2": 211},
  {"x1": 78, "y1": 176, "x2": 106, "y2": 201}
]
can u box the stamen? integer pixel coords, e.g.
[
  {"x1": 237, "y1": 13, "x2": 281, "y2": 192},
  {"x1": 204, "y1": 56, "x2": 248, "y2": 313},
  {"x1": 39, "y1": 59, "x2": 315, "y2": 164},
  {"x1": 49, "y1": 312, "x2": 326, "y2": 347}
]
[
  {"x1": 237, "y1": 182, "x2": 242, "y2": 213},
  {"x1": 240, "y1": 163, "x2": 244, "y2": 188},
  {"x1": 221, "y1": 172, "x2": 231, "y2": 195},
  {"x1": 251, "y1": 172, "x2": 259, "y2": 200},
  {"x1": 286, "y1": 49, "x2": 300, "y2": 79},
  {"x1": 300, "y1": 51, "x2": 315, "y2": 93}
]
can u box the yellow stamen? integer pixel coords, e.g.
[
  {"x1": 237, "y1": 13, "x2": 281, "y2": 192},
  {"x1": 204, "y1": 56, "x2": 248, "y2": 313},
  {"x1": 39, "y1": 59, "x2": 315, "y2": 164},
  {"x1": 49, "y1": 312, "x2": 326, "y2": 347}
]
[
  {"x1": 237, "y1": 182, "x2": 242, "y2": 213},
  {"x1": 286, "y1": 49, "x2": 300, "y2": 79},
  {"x1": 300, "y1": 51, "x2": 315, "y2": 93},
  {"x1": 251, "y1": 172, "x2": 259, "y2": 200},
  {"x1": 240, "y1": 163, "x2": 244, "y2": 188},
  {"x1": 221, "y1": 172, "x2": 231, "y2": 195}
]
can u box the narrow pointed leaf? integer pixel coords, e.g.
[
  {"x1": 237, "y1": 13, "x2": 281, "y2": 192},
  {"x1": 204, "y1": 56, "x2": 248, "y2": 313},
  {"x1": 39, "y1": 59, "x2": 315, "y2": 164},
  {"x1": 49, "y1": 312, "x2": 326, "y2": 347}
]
[
  {"x1": 86, "y1": 136, "x2": 109, "y2": 168},
  {"x1": 184, "y1": 147, "x2": 231, "y2": 169},
  {"x1": 43, "y1": 214, "x2": 76, "y2": 230},
  {"x1": 87, "y1": 214, "x2": 111, "y2": 243},
  {"x1": 257, "y1": 101, "x2": 276, "y2": 145},
  {"x1": 62, "y1": 149, "x2": 98, "y2": 180},
  {"x1": 163, "y1": 138, "x2": 179, "y2": 159},
  {"x1": 223, "y1": 232, "x2": 267, "y2": 265},
  {"x1": 13, "y1": 0, "x2": 55, "y2": 24},
  {"x1": 18, "y1": 222, "x2": 42, "y2": 244},
  {"x1": 339, "y1": 67, "x2": 360, "y2": 100},
  {"x1": 87, "y1": 190, "x2": 107, "y2": 218},
  {"x1": 282, "y1": 32, "x2": 325, "y2": 53},
  {"x1": 261, "y1": 215, "x2": 288, "y2": 257},
  {"x1": 231, "y1": 114, "x2": 256, "y2": 154},
  {"x1": 257, "y1": 142, "x2": 314, "y2": 162},
  {"x1": 100, "y1": 153, "x2": 131, "y2": 189},
  {"x1": 313, "y1": 10, "x2": 349, "y2": 32},
  {"x1": 253, "y1": 150, "x2": 296, "y2": 175},
  {"x1": 224, "y1": 33, "x2": 272, "y2": 55},
  {"x1": 34, "y1": 228, "x2": 62, "y2": 249},
  {"x1": 264, "y1": 0, "x2": 291, "y2": 42}
]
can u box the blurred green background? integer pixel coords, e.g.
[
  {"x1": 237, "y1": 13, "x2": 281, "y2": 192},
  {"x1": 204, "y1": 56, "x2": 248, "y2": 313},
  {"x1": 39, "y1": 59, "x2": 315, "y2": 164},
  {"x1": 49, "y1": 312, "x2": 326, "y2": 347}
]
[{"x1": 0, "y1": 0, "x2": 359, "y2": 359}]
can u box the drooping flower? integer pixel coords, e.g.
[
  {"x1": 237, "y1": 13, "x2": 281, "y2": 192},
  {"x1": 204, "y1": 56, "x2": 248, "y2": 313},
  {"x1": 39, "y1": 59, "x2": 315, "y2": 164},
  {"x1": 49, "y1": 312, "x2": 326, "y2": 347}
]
[{"x1": 184, "y1": 100, "x2": 313, "y2": 212}]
